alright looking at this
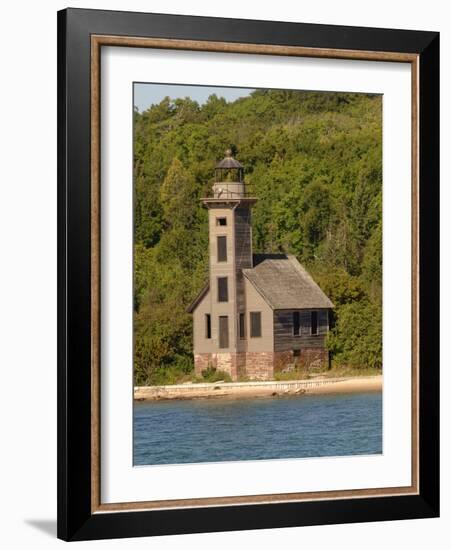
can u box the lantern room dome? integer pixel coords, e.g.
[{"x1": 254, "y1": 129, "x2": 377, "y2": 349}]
[{"x1": 215, "y1": 149, "x2": 244, "y2": 170}]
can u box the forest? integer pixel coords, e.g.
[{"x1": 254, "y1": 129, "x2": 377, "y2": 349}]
[{"x1": 133, "y1": 88, "x2": 382, "y2": 386}]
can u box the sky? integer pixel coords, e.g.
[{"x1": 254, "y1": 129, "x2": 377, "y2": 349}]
[{"x1": 133, "y1": 83, "x2": 254, "y2": 112}]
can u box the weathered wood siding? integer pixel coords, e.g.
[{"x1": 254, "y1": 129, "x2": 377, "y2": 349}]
[
  {"x1": 236, "y1": 271, "x2": 246, "y2": 311},
  {"x1": 274, "y1": 309, "x2": 329, "y2": 352},
  {"x1": 235, "y1": 206, "x2": 253, "y2": 350},
  {"x1": 234, "y1": 207, "x2": 253, "y2": 270}
]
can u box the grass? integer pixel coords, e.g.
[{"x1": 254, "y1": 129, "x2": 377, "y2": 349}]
[
  {"x1": 274, "y1": 369, "x2": 310, "y2": 381},
  {"x1": 321, "y1": 364, "x2": 382, "y2": 378},
  {"x1": 198, "y1": 366, "x2": 232, "y2": 383},
  {"x1": 137, "y1": 362, "x2": 381, "y2": 386},
  {"x1": 274, "y1": 363, "x2": 381, "y2": 382}
]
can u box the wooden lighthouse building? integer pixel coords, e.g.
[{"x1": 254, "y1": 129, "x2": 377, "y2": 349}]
[{"x1": 187, "y1": 150, "x2": 334, "y2": 381}]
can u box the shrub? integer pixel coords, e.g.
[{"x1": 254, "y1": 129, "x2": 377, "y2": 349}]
[
  {"x1": 327, "y1": 300, "x2": 382, "y2": 369},
  {"x1": 201, "y1": 366, "x2": 232, "y2": 383}
]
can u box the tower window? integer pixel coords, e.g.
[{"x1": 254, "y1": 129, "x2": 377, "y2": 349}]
[
  {"x1": 217, "y1": 236, "x2": 227, "y2": 262},
  {"x1": 250, "y1": 312, "x2": 262, "y2": 338},
  {"x1": 205, "y1": 314, "x2": 211, "y2": 339},
  {"x1": 217, "y1": 277, "x2": 228, "y2": 302},
  {"x1": 293, "y1": 311, "x2": 300, "y2": 336},
  {"x1": 311, "y1": 311, "x2": 318, "y2": 335},
  {"x1": 219, "y1": 316, "x2": 229, "y2": 349},
  {"x1": 239, "y1": 313, "x2": 246, "y2": 339},
  {"x1": 216, "y1": 217, "x2": 227, "y2": 226}
]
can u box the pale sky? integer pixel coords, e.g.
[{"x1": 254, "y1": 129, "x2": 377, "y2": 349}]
[{"x1": 133, "y1": 83, "x2": 254, "y2": 113}]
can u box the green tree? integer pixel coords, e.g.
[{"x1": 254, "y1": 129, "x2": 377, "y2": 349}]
[
  {"x1": 327, "y1": 301, "x2": 382, "y2": 369},
  {"x1": 159, "y1": 158, "x2": 198, "y2": 229}
]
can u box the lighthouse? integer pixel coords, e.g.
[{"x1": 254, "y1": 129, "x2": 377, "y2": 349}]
[{"x1": 187, "y1": 150, "x2": 333, "y2": 380}]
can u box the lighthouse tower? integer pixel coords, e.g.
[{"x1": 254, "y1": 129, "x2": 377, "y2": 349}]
[{"x1": 199, "y1": 150, "x2": 257, "y2": 378}]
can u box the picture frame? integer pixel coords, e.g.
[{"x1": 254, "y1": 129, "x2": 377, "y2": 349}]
[{"x1": 57, "y1": 7, "x2": 439, "y2": 541}]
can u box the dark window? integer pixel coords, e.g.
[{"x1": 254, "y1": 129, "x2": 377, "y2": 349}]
[
  {"x1": 217, "y1": 236, "x2": 227, "y2": 262},
  {"x1": 293, "y1": 311, "x2": 300, "y2": 336},
  {"x1": 205, "y1": 314, "x2": 211, "y2": 339},
  {"x1": 311, "y1": 311, "x2": 318, "y2": 335},
  {"x1": 239, "y1": 313, "x2": 245, "y2": 339},
  {"x1": 219, "y1": 316, "x2": 229, "y2": 349},
  {"x1": 321, "y1": 309, "x2": 329, "y2": 332},
  {"x1": 216, "y1": 217, "x2": 227, "y2": 226},
  {"x1": 293, "y1": 349, "x2": 301, "y2": 357},
  {"x1": 217, "y1": 277, "x2": 228, "y2": 302},
  {"x1": 250, "y1": 312, "x2": 262, "y2": 338}
]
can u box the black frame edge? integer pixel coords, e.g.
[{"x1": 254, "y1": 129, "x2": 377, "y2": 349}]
[
  {"x1": 57, "y1": 8, "x2": 68, "y2": 541},
  {"x1": 58, "y1": 7, "x2": 95, "y2": 540},
  {"x1": 70, "y1": 495, "x2": 438, "y2": 542},
  {"x1": 64, "y1": 6, "x2": 437, "y2": 53},
  {"x1": 418, "y1": 33, "x2": 440, "y2": 516}
]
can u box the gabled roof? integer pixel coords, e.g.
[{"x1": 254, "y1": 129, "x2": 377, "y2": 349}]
[
  {"x1": 243, "y1": 254, "x2": 334, "y2": 310},
  {"x1": 186, "y1": 254, "x2": 333, "y2": 313},
  {"x1": 186, "y1": 282, "x2": 209, "y2": 313}
]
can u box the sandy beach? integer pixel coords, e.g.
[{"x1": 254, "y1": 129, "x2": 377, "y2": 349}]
[{"x1": 134, "y1": 375, "x2": 382, "y2": 401}]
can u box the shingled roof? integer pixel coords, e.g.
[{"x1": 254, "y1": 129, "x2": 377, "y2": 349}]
[
  {"x1": 215, "y1": 149, "x2": 244, "y2": 169},
  {"x1": 187, "y1": 254, "x2": 333, "y2": 313},
  {"x1": 243, "y1": 254, "x2": 334, "y2": 310}
]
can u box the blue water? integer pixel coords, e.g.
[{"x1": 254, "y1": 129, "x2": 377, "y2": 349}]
[{"x1": 133, "y1": 392, "x2": 382, "y2": 466}]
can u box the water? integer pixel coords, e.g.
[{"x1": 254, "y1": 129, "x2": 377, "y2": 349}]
[{"x1": 133, "y1": 392, "x2": 382, "y2": 466}]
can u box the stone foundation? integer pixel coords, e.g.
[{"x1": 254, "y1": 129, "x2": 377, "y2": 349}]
[
  {"x1": 195, "y1": 348, "x2": 330, "y2": 381},
  {"x1": 274, "y1": 348, "x2": 330, "y2": 374},
  {"x1": 194, "y1": 353, "x2": 239, "y2": 380},
  {"x1": 243, "y1": 352, "x2": 274, "y2": 380},
  {"x1": 273, "y1": 351, "x2": 293, "y2": 374},
  {"x1": 297, "y1": 348, "x2": 330, "y2": 370}
]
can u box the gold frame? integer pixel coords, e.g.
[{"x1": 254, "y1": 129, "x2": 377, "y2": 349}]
[{"x1": 90, "y1": 35, "x2": 419, "y2": 514}]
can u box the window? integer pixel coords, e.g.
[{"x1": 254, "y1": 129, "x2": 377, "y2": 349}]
[
  {"x1": 311, "y1": 311, "x2": 318, "y2": 335},
  {"x1": 239, "y1": 313, "x2": 245, "y2": 339},
  {"x1": 320, "y1": 309, "x2": 330, "y2": 332},
  {"x1": 293, "y1": 311, "x2": 300, "y2": 336},
  {"x1": 205, "y1": 314, "x2": 211, "y2": 339},
  {"x1": 217, "y1": 277, "x2": 228, "y2": 302},
  {"x1": 250, "y1": 312, "x2": 262, "y2": 338},
  {"x1": 217, "y1": 235, "x2": 227, "y2": 262},
  {"x1": 216, "y1": 217, "x2": 227, "y2": 226},
  {"x1": 219, "y1": 316, "x2": 229, "y2": 349}
]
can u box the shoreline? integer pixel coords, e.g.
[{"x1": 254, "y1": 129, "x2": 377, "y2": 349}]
[{"x1": 134, "y1": 375, "x2": 382, "y2": 401}]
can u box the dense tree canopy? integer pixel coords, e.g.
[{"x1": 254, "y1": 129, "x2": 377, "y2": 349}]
[{"x1": 133, "y1": 89, "x2": 382, "y2": 385}]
